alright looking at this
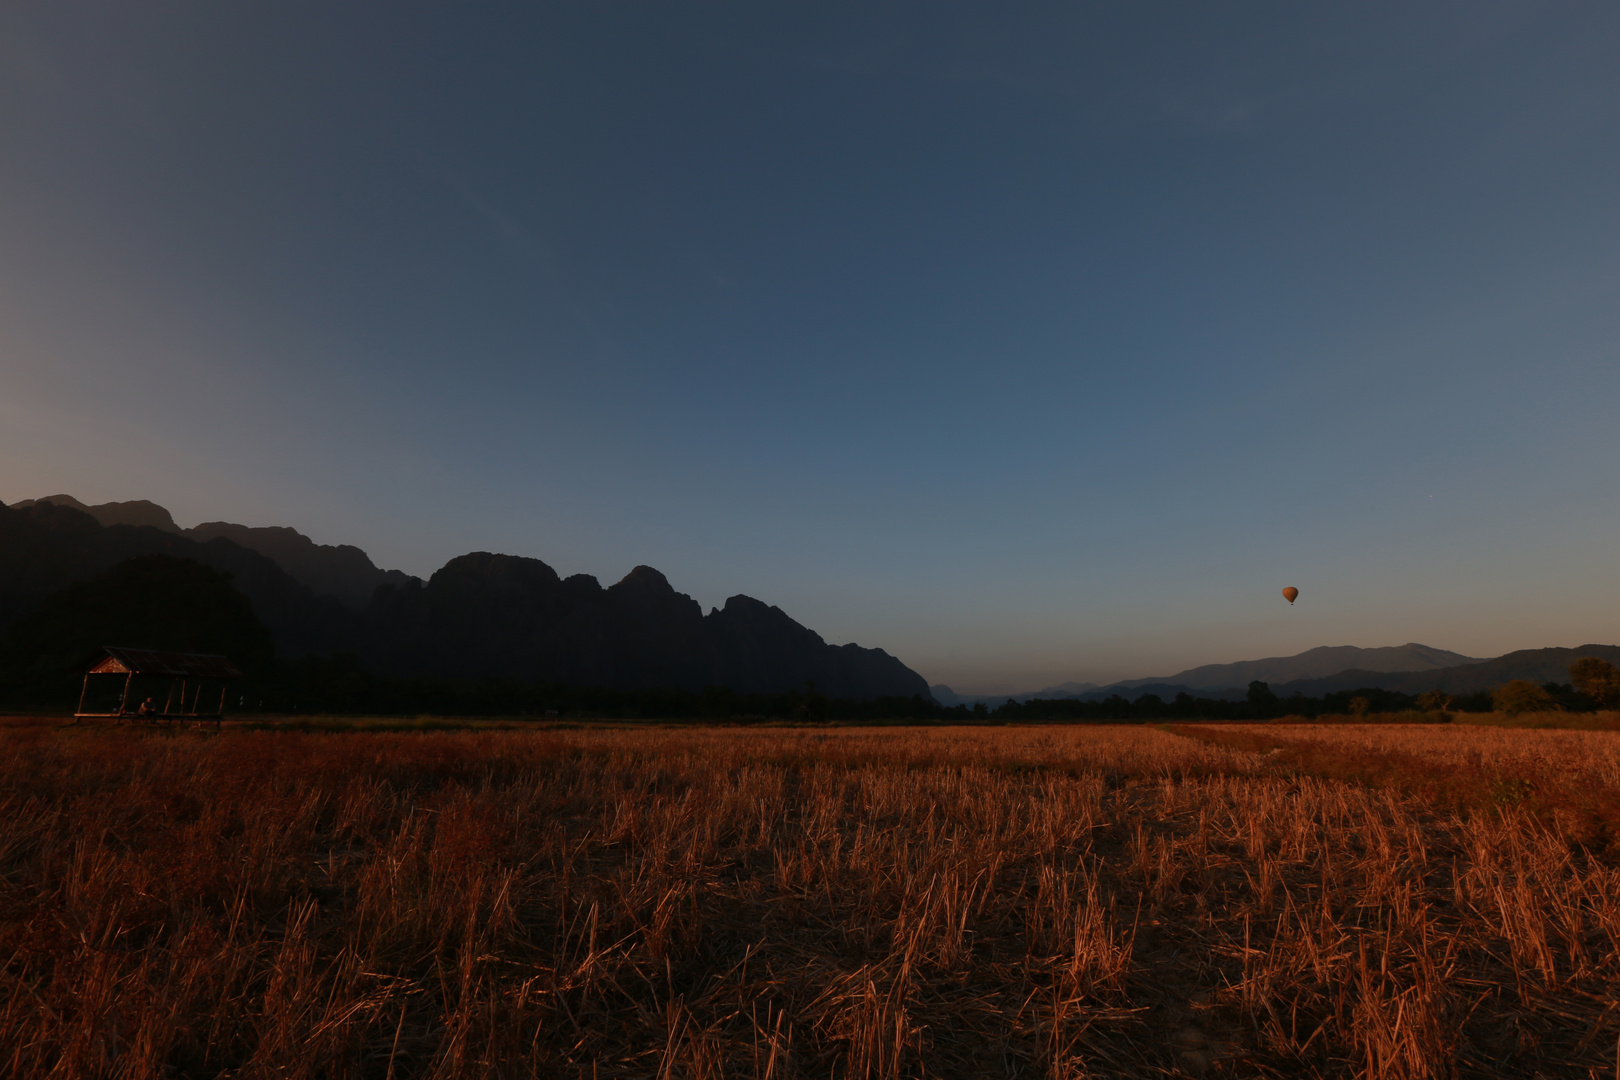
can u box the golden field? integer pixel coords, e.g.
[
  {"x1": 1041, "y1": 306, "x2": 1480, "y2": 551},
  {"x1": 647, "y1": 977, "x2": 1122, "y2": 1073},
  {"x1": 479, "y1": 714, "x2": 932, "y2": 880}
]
[{"x1": 2, "y1": 720, "x2": 1618, "y2": 1078}]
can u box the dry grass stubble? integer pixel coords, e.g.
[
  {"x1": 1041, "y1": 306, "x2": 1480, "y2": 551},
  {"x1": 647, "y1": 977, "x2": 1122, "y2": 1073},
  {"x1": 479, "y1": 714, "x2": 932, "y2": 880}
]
[{"x1": 1, "y1": 723, "x2": 1617, "y2": 1077}]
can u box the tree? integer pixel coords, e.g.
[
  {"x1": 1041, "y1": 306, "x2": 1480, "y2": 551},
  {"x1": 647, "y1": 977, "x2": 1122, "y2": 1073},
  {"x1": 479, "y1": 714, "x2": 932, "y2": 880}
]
[
  {"x1": 1247, "y1": 680, "x2": 1280, "y2": 719},
  {"x1": 1569, "y1": 657, "x2": 1620, "y2": 709},
  {"x1": 802, "y1": 680, "x2": 828, "y2": 722},
  {"x1": 1491, "y1": 680, "x2": 1554, "y2": 716},
  {"x1": 1099, "y1": 694, "x2": 1132, "y2": 718}
]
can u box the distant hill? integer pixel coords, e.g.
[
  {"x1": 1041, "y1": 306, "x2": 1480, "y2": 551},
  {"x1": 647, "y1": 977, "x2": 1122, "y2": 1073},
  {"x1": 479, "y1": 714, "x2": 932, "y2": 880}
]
[
  {"x1": 930, "y1": 680, "x2": 1104, "y2": 707},
  {"x1": 1093, "y1": 682, "x2": 1248, "y2": 703},
  {"x1": 1031, "y1": 680, "x2": 1103, "y2": 698},
  {"x1": 930, "y1": 643, "x2": 1547, "y2": 706},
  {"x1": 1132, "y1": 643, "x2": 1482, "y2": 691},
  {"x1": 16, "y1": 495, "x2": 418, "y2": 610},
  {"x1": 1270, "y1": 645, "x2": 1620, "y2": 698}
]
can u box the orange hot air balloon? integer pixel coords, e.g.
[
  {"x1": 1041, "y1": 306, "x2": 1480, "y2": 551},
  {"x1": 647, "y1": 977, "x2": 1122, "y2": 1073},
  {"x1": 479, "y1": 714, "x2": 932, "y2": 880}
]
[{"x1": 1281, "y1": 587, "x2": 1299, "y2": 605}]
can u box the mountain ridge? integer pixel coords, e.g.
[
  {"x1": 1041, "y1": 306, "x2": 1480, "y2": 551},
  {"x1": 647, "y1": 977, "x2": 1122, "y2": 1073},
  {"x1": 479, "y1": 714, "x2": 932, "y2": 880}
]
[
  {"x1": 15, "y1": 495, "x2": 418, "y2": 610},
  {"x1": 932, "y1": 643, "x2": 1516, "y2": 706},
  {"x1": 0, "y1": 498, "x2": 930, "y2": 702},
  {"x1": 936, "y1": 643, "x2": 1620, "y2": 707},
  {"x1": 1264, "y1": 645, "x2": 1620, "y2": 698},
  {"x1": 1124, "y1": 643, "x2": 1482, "y2": 691},
  {"x1": 189, "y1": 521, "x2": 416, "y2": 609}
]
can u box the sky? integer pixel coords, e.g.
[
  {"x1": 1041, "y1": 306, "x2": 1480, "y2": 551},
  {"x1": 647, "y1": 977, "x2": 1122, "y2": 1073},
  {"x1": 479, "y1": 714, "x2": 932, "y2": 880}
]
[{"x1": 3, "y1": 3, "x2": 1619, "y2": 694}]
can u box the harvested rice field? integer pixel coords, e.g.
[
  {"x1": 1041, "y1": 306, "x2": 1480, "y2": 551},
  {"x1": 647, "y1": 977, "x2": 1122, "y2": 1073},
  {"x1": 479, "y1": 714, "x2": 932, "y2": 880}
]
[{"x1": 2, "y1": 720, "x2": 1618, "y2": 1078}]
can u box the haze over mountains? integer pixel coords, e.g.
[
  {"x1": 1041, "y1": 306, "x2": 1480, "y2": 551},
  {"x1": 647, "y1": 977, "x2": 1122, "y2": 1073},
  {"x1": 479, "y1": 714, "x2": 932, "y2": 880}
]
[{"x1": 0, "y1": 496, "x2": 930, "y2": 701}]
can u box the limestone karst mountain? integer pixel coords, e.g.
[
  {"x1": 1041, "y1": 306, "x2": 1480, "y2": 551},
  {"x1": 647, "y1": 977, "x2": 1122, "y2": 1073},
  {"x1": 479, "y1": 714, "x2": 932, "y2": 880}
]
[
  {"x1": 358, "y1": 552, "x2": 929, "y2": 698},
  {"x1": 0, "y1": 498, "x2": 931, "y2": 701}
]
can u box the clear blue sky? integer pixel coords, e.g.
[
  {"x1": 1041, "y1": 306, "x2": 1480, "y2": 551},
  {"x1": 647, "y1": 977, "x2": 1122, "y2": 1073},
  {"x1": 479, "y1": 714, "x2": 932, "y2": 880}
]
[{"x1": 3, "y1": 4, "x2": 1618, "y2": 693}]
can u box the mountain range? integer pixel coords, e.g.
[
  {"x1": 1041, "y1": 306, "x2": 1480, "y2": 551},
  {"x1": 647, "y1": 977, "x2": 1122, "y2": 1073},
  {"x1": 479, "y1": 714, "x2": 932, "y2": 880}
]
[
  {"x1": 1256, "y1": 645, "x2": 1620, "y2": 698},
  {"x1": 1118, "y1": 643, "x2": 1482, "y2": 691},
  {"x1": 0, "y1": 496, "x2": 931, "y2": 701},
  {"x1": 931, "y1": 641, "x2": 1615, "y2": 706},
  {"x1": 8, "y1": 494, "x2": 1613, "y2": 710}
]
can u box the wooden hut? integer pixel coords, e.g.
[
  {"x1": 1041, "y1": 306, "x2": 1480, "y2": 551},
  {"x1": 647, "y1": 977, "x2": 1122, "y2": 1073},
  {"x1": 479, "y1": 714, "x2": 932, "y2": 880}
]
[{"x1": 75, "y1": 647, "x2": 243, "y2": 723}]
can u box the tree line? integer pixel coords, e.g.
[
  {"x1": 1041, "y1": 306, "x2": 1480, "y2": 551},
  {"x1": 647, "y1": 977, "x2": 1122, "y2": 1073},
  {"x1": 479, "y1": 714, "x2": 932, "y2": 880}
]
[{"x1": 177, "y1": 659, "x2": 1620, "y2": 722}]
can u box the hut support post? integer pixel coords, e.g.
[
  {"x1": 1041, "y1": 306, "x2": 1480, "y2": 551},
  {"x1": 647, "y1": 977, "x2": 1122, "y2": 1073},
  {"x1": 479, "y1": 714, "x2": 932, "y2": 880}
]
[
  {"x1": 117, "y1": 672, "x2": 134, "y2": 720},
  {"x1": 74, "y1": 674, "x2": 90, "y2": 722}
]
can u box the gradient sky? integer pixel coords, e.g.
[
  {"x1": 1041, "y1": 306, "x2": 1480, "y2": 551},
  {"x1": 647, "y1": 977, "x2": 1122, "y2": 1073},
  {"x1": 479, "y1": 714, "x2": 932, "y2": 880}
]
[{"x1": 4, "y1": 4, "x2": 1619, "y2": 693}]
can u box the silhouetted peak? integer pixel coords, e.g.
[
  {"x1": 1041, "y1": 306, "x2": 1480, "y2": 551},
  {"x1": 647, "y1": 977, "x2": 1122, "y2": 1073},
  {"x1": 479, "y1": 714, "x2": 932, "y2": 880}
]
[
  {"x1": 710, "y1": 595, "x2": 824, "y2": 644},
  {"x1": 613, "y1": 565, "x2": 673, "y2": 593},
  {"x1": 563, "y1": 573, "x2": 603, "y2": 594},
  {"x1": 431, "y1": 552, "x2": 561, "y2": 590},
  {"x1": 606, "y1": 566, "x2": 704, "y2": 627},
  {"x1": 718, "y1": 594, "x2": 778, "y2": 617}
]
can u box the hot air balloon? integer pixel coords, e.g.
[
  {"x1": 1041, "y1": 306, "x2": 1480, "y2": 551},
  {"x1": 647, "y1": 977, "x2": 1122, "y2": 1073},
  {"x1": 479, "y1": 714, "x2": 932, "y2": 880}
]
[{"x1": 1281, "y1": 587, "x2": 1299, "y2": 605}]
